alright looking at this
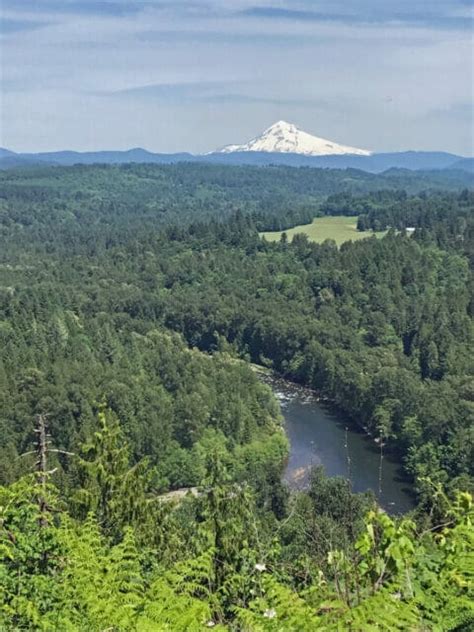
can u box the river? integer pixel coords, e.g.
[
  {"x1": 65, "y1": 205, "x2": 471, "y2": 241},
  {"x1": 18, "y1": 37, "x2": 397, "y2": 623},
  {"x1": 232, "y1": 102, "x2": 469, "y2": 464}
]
[{"x1": 265, "y1": 375, "x2": 415, "y2": 514}]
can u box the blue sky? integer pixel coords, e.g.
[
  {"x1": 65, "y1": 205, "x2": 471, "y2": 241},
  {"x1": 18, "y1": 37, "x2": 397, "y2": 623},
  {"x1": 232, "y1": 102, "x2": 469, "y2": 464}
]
[{"x1": 1, "y1": 0, "x2": 473, "y2": 154}]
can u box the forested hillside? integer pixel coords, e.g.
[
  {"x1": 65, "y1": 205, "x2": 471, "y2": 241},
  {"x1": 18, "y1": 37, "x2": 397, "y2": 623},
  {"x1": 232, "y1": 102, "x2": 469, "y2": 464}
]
[
  {"x1": 0, "y1": 163, "x2": 473, "y2": 629},
  {"x1": 1, "y1": 163, "x2": 472, "y2": 239}
]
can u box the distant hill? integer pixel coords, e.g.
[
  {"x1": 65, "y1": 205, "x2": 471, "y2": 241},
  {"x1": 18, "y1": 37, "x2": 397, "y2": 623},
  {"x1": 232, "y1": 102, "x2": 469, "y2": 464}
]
[
  {"x1": 0, "y1": 154, "x2": 45, "y2": 169},
  {"x1": 450, "y1": 157, "x2": 474, "y2": 173},
  {"x1": 0, "y1": 147, "x2": 472, "y2": 175},
  {"x1": 0, "y1": 148, "x2": 19, "y2": 161},
  {"x1": 199, "y1": 150, "x2": 468, "y2": 173},
  {"x1": 6, "y1": 148, "x2": 194, "y2": 167}
]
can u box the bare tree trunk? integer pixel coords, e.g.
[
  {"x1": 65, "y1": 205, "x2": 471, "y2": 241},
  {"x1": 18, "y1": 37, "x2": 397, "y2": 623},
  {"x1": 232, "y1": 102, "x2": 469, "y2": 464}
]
[{"x1": 34, "y1": 414, "x2": 50, "y2": 529}]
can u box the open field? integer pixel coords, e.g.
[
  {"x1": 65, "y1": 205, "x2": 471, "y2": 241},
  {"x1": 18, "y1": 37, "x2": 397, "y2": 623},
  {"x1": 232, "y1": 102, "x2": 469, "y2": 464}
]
[{"x1": 260, "y1": 215, "x2": 387, "y2": 246}]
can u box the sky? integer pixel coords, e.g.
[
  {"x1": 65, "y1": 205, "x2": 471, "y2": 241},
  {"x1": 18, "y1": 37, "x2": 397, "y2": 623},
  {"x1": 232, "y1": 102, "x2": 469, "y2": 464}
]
[{"x1": 0, "y1": 0, "x2": 473, "y2": 155}]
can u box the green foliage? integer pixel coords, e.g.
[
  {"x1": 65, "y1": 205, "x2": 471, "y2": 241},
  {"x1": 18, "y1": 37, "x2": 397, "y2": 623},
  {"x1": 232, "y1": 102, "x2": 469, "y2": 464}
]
[
  {"x1": 138, "y1": 551, "x2": 218, "y2": 631},
  {"x1": 55, "y1": 519, "x2": 146, "y2": 630},
  {"x1": 0, "y1": 469, "x2": 473, "y2": 630},
  {"x1": 337, "y1": 587, "x2": 419, "y2": 631},
  {"x1": 235, "y1": 575, "x2": 322, "y2": 630},
  {"x1": 72, "y1": 406, "x2": 152, "y2": 539},
  {"x1": 1, "y1": 166, "x2": 473, "y2": 501},
  {"x1": 413, "y1": 489, "x2": 474, "y2": 630},
  {"x1": 0, "y1": 476, "x2": 64, "y2": 630},
  {"x1": 0, "y1": 162, "x2": 473, "y2": 629}
]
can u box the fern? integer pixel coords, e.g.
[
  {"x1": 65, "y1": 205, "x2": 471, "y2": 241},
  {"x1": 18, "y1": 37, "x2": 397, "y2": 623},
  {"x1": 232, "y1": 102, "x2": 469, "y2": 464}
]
[
  {"x1": 333, "y1": 588, "x2": 420, "y2": 631},
  {"x1": 235, "y1": 575, "x2": 322, "y2": 631},
  {"x1": 138, "y1": 550, "x2": 218, "y2": 631},
  {"x1": 414, "y1": 491, "x2": 474, "y2": 631}
]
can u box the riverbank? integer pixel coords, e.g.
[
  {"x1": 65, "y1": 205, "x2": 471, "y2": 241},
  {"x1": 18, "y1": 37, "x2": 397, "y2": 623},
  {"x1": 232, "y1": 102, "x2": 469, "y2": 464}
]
[
  {"x1": 252, "y1": 363, "x2": 405, "y2": 462},
  {"x1": 255, "y1": 370, "x2": 415, "y2": 514}
]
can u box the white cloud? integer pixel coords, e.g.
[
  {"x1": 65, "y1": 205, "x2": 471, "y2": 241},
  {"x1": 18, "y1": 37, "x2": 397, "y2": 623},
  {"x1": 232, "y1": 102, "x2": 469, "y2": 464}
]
[{"x1": 1, "y1": 0, "x2": 472, "y2": 154}]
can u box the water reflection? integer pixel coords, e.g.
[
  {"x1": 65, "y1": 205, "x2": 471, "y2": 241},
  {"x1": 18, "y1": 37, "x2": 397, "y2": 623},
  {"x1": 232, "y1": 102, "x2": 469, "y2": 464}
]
[{"x1": 266, "y1": 375, "x2": 415, "y2": 514}]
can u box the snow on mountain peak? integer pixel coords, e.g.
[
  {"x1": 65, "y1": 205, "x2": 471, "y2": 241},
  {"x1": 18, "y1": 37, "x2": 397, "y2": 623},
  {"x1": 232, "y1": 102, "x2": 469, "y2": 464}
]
[{"x1": 215, "y1": 121, "x2": 372, "y2": 156}]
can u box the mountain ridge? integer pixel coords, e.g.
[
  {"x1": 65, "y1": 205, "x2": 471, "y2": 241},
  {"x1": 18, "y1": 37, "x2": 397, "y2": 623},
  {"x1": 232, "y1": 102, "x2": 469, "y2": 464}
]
[
  {"x1": 1, "y1": 149, "x2": 470, "y2": 175},
  {"x1": 1, "y1": 120, "x2": 471, "y2": 175}
]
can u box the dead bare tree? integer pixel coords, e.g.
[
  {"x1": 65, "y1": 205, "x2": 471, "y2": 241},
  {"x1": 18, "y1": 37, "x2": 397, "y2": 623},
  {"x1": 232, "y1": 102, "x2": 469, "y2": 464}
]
[{"x1": 20, "y1": 414, "x2": 74, "y2": 528}]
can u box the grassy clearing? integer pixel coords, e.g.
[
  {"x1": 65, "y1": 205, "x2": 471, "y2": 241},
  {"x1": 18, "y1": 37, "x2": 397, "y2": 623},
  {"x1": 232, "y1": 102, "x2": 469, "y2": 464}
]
[{"x1": 260, "y1": 215, "x2": 387, "y2": 246}]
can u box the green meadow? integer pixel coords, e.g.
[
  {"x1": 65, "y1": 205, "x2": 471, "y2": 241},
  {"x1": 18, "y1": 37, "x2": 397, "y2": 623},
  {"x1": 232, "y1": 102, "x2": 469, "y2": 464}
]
[{"x1": 261, "y1": 215, "x2": 387, "y2": 246}]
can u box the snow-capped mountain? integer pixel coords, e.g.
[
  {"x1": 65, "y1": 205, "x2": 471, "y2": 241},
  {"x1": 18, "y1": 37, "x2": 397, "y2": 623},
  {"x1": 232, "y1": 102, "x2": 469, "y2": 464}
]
[{"x1": 215, "y1": 120, "x2": 372, "y2": 156}]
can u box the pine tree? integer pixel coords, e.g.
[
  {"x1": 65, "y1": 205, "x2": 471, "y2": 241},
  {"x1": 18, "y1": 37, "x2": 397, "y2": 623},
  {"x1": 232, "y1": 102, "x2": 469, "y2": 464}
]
[{"x1": 72, "y1": 406, "x2": 152, "y2": 540}]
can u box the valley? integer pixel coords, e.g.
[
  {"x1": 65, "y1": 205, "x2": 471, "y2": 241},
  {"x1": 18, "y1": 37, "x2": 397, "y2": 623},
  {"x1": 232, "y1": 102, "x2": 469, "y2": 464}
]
[
  {"x1": 3, "y1": 0, "x2": 473, "y2": 626},
  {"x1": 0, "y1": 161, "x2": 472, "y2": 630}
]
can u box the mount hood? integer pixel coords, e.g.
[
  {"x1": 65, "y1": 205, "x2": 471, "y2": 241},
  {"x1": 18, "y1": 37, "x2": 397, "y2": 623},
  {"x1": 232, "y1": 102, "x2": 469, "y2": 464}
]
[{"x1": 215, "y1": 120, "x2": 372, "y2": 156}]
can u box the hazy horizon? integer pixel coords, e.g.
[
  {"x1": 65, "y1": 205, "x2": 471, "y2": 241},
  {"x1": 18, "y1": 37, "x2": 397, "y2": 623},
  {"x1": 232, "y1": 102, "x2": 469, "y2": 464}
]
[{"x1": 1, "y1": 0, "x2": 473, "y2": 155}]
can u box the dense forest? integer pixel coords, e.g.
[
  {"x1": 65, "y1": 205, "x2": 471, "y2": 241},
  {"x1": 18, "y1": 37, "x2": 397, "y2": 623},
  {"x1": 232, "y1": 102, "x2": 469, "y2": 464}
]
[
  {"x1": 1, "y1": 162, "x2": 472, "y2": 239},
  {"x1": 0, "y1": 163, "x2": 473, "y2": 629}
]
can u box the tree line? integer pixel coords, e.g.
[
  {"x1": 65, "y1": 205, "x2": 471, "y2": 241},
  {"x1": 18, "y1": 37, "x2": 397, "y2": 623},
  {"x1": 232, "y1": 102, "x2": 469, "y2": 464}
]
[{"x1": 0, "y1": 163, "x2": 473, "y2": 628}]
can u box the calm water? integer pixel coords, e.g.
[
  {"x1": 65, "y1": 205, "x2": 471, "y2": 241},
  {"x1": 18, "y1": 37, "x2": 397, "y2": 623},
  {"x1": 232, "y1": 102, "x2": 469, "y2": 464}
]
[{"x1": 266, "y1": 375, "x2": 415, "y2": 514}]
